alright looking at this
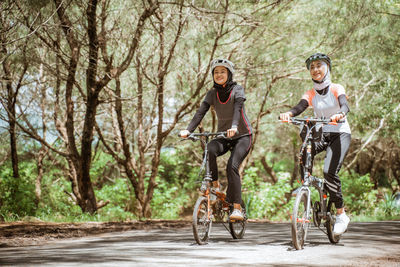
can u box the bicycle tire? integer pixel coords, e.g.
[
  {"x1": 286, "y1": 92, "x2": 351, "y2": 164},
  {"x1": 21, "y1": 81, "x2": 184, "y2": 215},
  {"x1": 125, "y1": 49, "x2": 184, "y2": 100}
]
[
  {"x1": 326, "y1": 202, "x2": 340, "y2": 244},
  {"x1": 192, "y1": 196, "x2": 212, "y2": 245},
  {"x1": 313, "y1": 201, "x2": 322, "y2": 227},
  {"x1": 291, "y1": 189, "x2": 310, "y2": 250},
  {"x1": 229, "y1": 200, "x2": 246, "y2": 239}
]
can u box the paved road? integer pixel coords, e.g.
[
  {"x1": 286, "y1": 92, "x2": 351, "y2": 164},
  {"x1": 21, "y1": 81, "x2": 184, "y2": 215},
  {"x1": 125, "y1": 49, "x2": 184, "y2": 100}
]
[{"x1": 1, "y1": 222, "x2": 400, "y2": 266}]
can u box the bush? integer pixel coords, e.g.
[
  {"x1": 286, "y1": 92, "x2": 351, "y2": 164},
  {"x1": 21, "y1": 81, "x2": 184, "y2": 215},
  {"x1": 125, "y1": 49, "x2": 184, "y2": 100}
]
[
  {"x1": 94, "y1": 178, "x2": 136, "y2": 221},
  {"x1": 377, "y1": 192, "x2": 400, "y2": 218},
  {"x1": 151, "y1": 176, "x2": 191, "y2": 219},
  {"x1": 0, "y1": 162, "x2": 37, "y2": 219},
  {"x1": 341, "y1": 172, "x2": 378, "y2": 215},
  {"x1": 242, "y1": 167, "x2": 293, "y2": 221},
  {"x1": 151, "y1": 148, "x2": 198, "y2": 219}
]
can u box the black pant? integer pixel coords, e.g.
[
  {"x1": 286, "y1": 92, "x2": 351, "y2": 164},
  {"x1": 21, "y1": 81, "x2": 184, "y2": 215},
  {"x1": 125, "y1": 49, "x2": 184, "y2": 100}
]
[
  {"x1": 301, "y1": 132, "x2": 351, "y2": 209},
  {"x1": 207, "y1": 135, "x2": 251, "y2": 204}
]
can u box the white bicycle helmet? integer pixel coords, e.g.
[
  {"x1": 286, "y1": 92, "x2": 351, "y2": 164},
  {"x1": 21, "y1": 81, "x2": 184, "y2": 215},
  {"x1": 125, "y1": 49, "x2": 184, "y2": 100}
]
[{"x1": 210, "y1": 58, "x2": 235, "y2": 75}]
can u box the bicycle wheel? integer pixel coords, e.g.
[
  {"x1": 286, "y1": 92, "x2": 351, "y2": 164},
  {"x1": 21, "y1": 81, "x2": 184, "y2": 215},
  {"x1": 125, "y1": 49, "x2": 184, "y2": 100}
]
[
  {"x1": 291, "y1": 189, "x2": 310, "y2": 250},
  {"x1": 192, "y1": 196, "x2": 212, "y2": 245},
  {"x1": 313, "y1": 201, "x2": 322, "y2": 227},
  {"x1": 229, "y1": 200, "x2": 246, "y2": 239},
  {"x1": 326, "y1": 201, "x2": 340, "y2": 244}
]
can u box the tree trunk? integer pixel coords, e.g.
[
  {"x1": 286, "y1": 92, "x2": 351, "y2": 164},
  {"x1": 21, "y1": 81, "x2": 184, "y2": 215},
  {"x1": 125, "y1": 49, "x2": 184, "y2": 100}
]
[
  {"x1": 8, "y1": 106, "x2": 19, "y2": 179},
  {"x1": 35, "y1": 147, "x2": 46, "y2": 206},
  {"x1": 260, "y1": 156, "x2": 277, "y2": 184},
  {"x1": 2, "y1": 51, "x2": 19, "y2": 179}
]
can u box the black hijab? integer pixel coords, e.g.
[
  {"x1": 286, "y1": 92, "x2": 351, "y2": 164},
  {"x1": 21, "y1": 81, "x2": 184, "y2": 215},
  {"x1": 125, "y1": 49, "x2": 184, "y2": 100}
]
[{"x1": 213, "y1": 69, "x2": 237, "y2": 102}]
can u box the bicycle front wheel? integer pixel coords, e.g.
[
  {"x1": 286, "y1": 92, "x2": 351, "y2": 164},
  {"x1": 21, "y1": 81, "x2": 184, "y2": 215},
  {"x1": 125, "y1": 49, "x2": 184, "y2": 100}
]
[
  {"x1": 229, "y1": 200, "x2": 246, "y2": 239},
  {"x1": 291, "y1": 189, "x2": 310, "y2": 250},
  {"x1": 192, "y1": 196, "x2": 212, "y2": 245}
]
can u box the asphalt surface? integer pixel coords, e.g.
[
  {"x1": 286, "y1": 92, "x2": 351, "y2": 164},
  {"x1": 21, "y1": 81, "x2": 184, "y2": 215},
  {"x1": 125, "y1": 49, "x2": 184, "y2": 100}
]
[{"x1": 1, "y1": 222, "x2": 400, "y2": 266}]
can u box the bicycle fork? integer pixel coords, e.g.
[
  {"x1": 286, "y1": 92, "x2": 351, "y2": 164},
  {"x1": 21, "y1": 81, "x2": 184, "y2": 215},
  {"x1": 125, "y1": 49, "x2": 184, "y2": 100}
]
[
  {"x1": 296, "y1": 186, "x2": 312, "y2": 224},
  {"x1": 202, "y1": 190, "x2": 213, "y2": 222}
]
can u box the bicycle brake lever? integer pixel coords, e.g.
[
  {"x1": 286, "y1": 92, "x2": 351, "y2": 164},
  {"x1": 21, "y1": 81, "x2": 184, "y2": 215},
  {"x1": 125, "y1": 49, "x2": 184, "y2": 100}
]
[{"x1": 189, "y1": 136, "x2": 200, "y2": 142}]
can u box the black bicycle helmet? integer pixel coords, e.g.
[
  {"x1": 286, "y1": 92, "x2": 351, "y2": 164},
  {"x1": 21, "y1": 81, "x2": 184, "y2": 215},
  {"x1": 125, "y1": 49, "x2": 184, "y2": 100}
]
[{"x1": 305, "y1": 53, "x2": 331, "y2": 71}]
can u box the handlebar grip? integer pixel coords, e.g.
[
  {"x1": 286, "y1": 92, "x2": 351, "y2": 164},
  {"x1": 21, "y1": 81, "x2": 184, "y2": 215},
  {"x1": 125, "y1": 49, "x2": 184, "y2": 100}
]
[
  {"x1": 279, "y1": 118, "x2": 291, "y2": 123},
  {"x1": 329, "y1": 118, "x2": 345, "y2": 125}
]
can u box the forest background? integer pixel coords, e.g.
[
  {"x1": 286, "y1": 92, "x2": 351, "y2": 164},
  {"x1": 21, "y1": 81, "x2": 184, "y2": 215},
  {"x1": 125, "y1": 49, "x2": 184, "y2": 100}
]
[{"x1": 0, "y1": 0, "x2": 399, "y2": 223}]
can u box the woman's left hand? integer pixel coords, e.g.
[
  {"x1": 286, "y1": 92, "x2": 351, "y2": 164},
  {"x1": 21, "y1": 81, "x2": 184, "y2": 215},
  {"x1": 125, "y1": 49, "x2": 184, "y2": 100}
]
[
  {"x1": 227, "y1": 128, "x2": 238, "y2": 138},
  {"x1": 330, "y1": 112, "x2": 345, "y2": 122}
]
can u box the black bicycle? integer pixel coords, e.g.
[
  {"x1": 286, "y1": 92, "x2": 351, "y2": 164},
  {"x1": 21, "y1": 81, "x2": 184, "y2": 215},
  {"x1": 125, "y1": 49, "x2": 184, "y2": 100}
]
[
  {"x1": 280, "y1": 117, "x2": 341, "y2": 250},
  {"x1": 180, "y1": 131, "x2": 247, "y2": 245}
]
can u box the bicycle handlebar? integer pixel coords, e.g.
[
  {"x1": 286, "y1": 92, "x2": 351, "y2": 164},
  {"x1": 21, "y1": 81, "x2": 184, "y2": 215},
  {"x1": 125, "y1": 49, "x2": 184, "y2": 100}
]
[
  {"x1": 279, "y1": 117, "x2": 341, "y2": 125},
  {"x1": 178, "y1": 131, "x2": 227, "y2": 141}
]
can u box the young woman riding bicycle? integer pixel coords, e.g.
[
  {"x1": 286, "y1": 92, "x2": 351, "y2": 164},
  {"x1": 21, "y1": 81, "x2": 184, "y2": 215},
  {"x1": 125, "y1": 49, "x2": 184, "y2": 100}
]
[
  {"x1": 180, "y1": 58, "x2": 252, "y2": 221},
  {"x1": 279, "y1": 53, "x2": 351, "y2": 236}
]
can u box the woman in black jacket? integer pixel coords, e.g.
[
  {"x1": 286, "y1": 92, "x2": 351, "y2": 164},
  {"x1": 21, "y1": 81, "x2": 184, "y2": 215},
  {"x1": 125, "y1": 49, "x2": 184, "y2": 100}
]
[{"x1": 180, "y1": 59, "x2": 252, "y2": 221}]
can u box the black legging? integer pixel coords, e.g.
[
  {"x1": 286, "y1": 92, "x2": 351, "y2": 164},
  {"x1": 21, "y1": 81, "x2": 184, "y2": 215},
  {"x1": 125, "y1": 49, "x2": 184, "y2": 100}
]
[
  {"x1": 301, "y1": 132, "x2": 351, "y2": 209},
  {"x1": 207, "y1": 135, "x2": 251, "y2": 204}
]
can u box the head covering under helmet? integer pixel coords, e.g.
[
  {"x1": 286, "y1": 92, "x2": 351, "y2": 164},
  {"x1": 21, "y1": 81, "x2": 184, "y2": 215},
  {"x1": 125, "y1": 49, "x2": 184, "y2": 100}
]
[
  {"x1": 306, "y1": 53, "x2": 332, "y2": 91},
  {"x1": 210, "y1": 58, "x2": 236, "y2": 94},
  {"x1": 305, "y1": 53, "x2": 331, "y2": 71}
]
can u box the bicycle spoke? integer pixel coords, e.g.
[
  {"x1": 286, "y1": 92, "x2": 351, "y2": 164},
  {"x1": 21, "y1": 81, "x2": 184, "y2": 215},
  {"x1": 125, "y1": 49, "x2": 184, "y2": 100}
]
[
  {"x1": 292, "y1": 190, "x2": 309, "y2": 250},
  {"x1": 193, "y1": 197, "x2": 212, "y2": 245}
]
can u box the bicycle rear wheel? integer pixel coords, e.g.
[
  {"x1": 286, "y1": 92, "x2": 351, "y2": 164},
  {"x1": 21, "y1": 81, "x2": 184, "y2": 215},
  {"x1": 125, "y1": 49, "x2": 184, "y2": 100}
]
[
  {"x1": 326, "y1": 201, "x2": 340, "y2": 244},
  {"x1": 291, "y1": 189, "x2": 310, "y2": 250},
  {"x1": 192, "y1": 196, "x2": 212, "y2": 245},
  {"x1": 229, "y1": 201, "x2": 246, "y2": 239}
]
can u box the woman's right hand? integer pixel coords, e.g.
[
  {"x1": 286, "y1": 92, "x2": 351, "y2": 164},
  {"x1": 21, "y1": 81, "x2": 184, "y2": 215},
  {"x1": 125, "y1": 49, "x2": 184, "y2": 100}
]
[
  {"x1": 179, "y1": 130, "x2": 190, "y2": 138},
  {"x1": 279, "y1": 112, "x2": 293, "y2": 121}
]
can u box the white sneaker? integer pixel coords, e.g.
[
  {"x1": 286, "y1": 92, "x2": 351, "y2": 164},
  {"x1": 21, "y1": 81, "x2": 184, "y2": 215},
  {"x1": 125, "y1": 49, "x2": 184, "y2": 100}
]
[
  {"x1": 229, "y1": 209, "x2": 244, "y2": 221},
  {"x1": 333, "y1": 212, "x2": 350, "y2": 236}
]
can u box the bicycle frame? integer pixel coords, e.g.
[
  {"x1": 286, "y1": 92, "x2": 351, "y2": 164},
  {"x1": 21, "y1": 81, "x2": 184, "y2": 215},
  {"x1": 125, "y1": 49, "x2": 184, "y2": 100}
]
[
  {"x1": 182, "y1": 132, "x2": 227, "y2": 218},
  {"x1": 282, "y1": 117, "x2": 341, "y2": 249},
  {"x1": 181, "y1": 131, "x2": 246, "y2": 244},
  {"x1": 292, "y1": 118, "x2": 336, "y2": 220}
]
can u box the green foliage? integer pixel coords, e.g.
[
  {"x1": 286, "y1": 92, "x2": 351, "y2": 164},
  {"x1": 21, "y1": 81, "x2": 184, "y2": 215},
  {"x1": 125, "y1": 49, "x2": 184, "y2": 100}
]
[
  {"x1": 151, "y1": 148, "x2": 198, "y2": 219},
  {"x1": 90, "y1": 152, "x2": 114, "y2": 181},
  {"x1": 341, "y1": 172, "x2": 378, "y2": 215},
  {"x1": 35, "y1": 175, "x2": 137, "y2": 222},
  {"x1": 94, "y1": 178, "x2": 136, "y2": 221},
  {"x1": 35, "y1": 172, "x2": 79, "y2": 220},
  {"x1": 352, "y1": 191, "x2": 400, "y2": 222},
  {"x1": 151, "y1": 177, "x2": 190, "y2": 219},
  {"x1": 242, "y1": 167, "x2": 293, "y2": 221},
  {"x1": 379, "y1": 193, "x2": 399, "y2": 217},
  {"x1": 0, "y1": 152, "x2": 138, "y2": 222},
  {"x1": 0, "y1": 162, "x2": 37, "y2": 219}
]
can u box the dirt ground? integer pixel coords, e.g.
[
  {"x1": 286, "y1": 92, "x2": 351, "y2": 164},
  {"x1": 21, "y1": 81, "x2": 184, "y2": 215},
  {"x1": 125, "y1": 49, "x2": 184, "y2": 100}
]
[{"x1": 0, "y1": 220, "x2": 191, "y2": 247}]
